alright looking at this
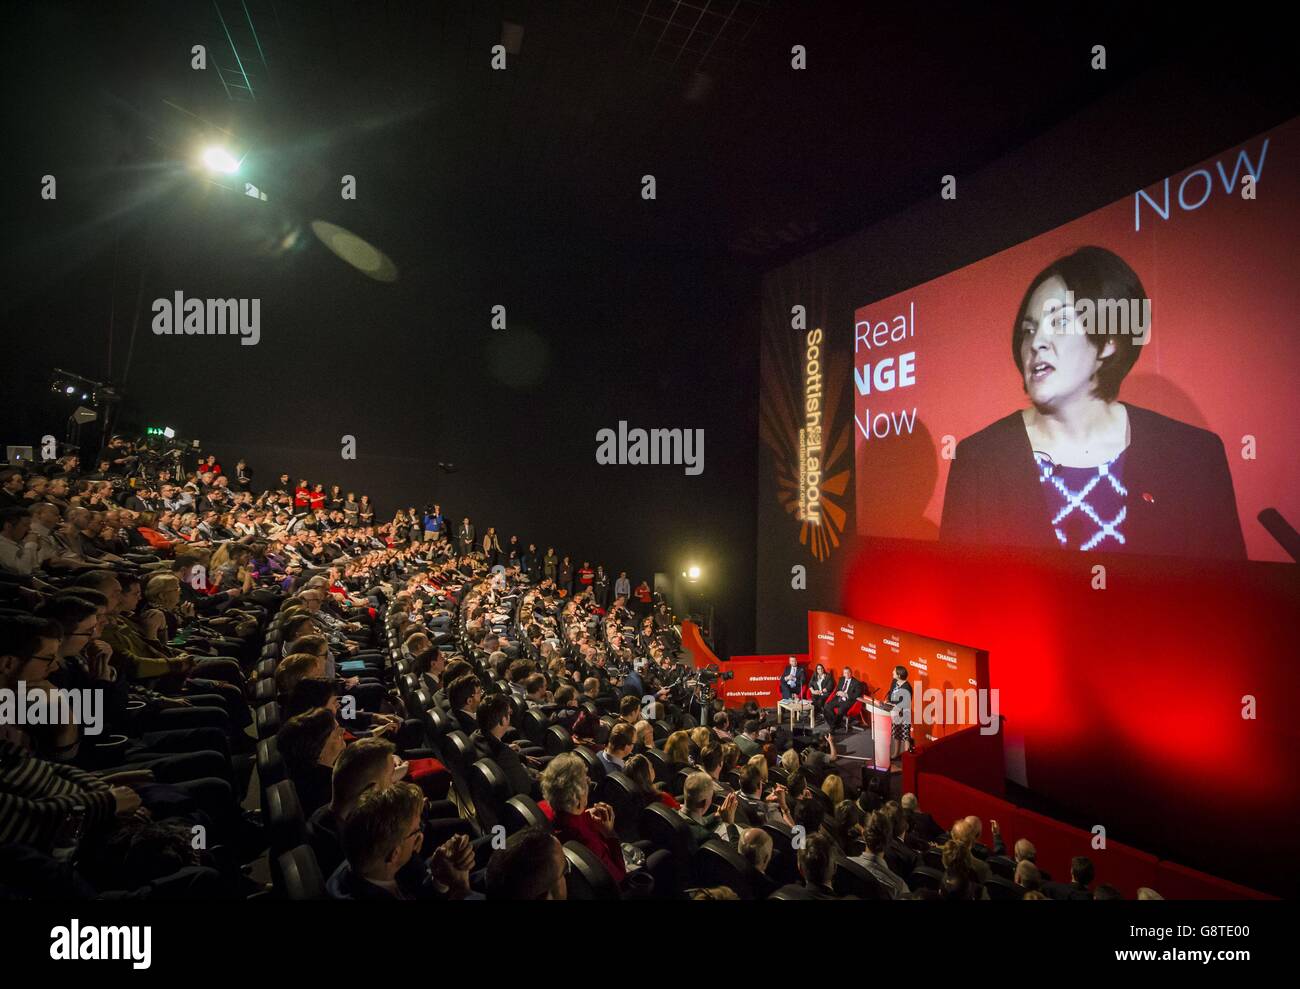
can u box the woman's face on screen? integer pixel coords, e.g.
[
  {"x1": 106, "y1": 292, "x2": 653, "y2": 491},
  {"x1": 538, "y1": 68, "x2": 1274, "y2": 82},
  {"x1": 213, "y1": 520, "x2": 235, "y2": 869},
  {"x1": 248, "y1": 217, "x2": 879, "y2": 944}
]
[{"x1": 1019, "y1": 275, "x2": 1114, "y2": 409}]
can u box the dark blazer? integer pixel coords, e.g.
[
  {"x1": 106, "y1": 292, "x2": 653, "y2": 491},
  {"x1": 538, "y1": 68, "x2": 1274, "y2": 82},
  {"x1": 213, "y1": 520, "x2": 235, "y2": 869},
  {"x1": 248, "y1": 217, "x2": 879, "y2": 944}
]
[
  {"x1": 829, "y1": 676, "x2": 863, "y2": 705},
  {"x1": 472, "y1": 729, "x2": 535, "y2": 797},
  {"x1": 940, "y1": 404, "x2": 1246, "y2": 559},
  {"x1": 778, "y1": 665, "x2": 805, "y2": 697}
]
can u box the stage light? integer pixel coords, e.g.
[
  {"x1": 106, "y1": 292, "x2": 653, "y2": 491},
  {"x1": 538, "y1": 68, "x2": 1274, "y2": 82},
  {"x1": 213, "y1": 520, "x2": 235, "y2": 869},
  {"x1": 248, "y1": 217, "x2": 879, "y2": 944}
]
[
  {"x1": 65, "y1": 386, "x2": 74, "y2": 394},
  {"x1": 201, "y1": 146, "x2": 240, "y2": 174},
  {"x1": 687, "y1": 565, "x2": 701, "y2": 581},
  {"x1": 163, "y1": 427, "x2": 175, "y2": 439}
]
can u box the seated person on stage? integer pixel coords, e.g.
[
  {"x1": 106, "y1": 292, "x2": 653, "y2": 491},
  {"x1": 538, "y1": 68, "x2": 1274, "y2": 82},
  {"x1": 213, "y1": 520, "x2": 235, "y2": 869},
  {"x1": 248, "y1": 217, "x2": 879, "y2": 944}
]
[
  {"x1": 778, "y1": 656, "x2": 804, "y2": 701},
  {"x1": 807, "y1": 663, "x2": 833, "y2": 713},
  {"x1": 823, "y1": 665, "x2": 863, "y2": 731}
]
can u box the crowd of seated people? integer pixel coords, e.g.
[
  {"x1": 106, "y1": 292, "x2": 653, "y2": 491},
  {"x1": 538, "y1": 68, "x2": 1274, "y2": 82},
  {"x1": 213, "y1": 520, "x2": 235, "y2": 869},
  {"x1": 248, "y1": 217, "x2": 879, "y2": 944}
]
[{"x1": 0, "y1": 435, "x2": 1175, "y2": 900}]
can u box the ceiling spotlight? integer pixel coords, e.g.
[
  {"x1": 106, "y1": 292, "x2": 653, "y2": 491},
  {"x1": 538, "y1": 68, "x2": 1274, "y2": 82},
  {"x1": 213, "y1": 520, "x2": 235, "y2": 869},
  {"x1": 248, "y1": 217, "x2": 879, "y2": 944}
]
[
  {"x1": 687, "y1": 565, "x2": 701, "y2": 581},
  {"x1": 65, "y1": 386, "x2": 75, "y2": 395},
  {"x1": 201, "y1": 146, "x2": 240, "y2": 174}
]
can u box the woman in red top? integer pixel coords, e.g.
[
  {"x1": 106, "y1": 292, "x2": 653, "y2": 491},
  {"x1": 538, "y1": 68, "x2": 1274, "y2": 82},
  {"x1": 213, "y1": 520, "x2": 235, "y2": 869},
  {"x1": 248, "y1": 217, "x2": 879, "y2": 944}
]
[
  {"x1": 293, "y1": 479, "x2": 312, "y2": 510},
  {"x1": 309, "y1": 483, "x2": 326, "y2": 512},
  {"x1": 539, "y1": 752, "x2": 626, "y2": 883}
]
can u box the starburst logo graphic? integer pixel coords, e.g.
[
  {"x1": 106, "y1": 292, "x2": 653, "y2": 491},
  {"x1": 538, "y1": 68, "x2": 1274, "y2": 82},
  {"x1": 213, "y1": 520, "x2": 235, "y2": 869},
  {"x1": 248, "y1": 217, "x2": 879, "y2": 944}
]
[{"x1": 760, "y1": 304, "x2": 852, "y2": 561}]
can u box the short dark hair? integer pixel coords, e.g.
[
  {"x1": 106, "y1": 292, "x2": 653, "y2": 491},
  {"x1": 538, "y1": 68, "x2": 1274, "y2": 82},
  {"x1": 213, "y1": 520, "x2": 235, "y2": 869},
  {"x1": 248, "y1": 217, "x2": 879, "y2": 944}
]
[
  {"x1": 793, "y1": 795, "x2": 825, "y2": 834},
  {"x1": 485, "y1": 827, "x2": 562, "y2": 899},
  {"x1": 797, "y1": 832, "x2": 834, "y2": 887},
  {"x1": 476, "y1": 692, "x2": 512, "y2": 733},
  {"x1": 697, "y1": 744, "x2": 723, "y2": 774},
  {"x1": 277, "y1": 707, "x2": 337, "y2": 776},
  {"x1": 342, "y1": 781, "x2": 422, "y2": 873},
  {"x1": 0, "y1": 507, "x2": 30, "y2": 529},
  {"x1": 618, "y1": 695, "x2": 641, "y2": 717},
  {"x1": 32, "y1": 596, "x2": 97, "y2": 636},
  {"x1": 0, "y1": 614, "x2": 64, "y2": 660},
  {"x1": 1071, "y1": 855, "x2": 1095, "y2": 887},
  {"x1": 448, "y1": 673, "x2": 481, "y2": 711},
  {"x1": 1012, "y1": 246, "x2": 1146, "y2": 401},
  {"x1": 607, "y1": 722, "x2": 636, "y2": 753},
  {"x1": 283, "y1": 677, "x2": 338, "y2": 719}
]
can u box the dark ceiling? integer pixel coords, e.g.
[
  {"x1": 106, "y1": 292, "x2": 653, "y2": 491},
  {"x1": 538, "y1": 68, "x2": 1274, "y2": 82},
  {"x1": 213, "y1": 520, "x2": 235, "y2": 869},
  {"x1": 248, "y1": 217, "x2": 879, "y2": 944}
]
[{"x1": 2, "y1": 0, "x2": 1243, "y2": 278}]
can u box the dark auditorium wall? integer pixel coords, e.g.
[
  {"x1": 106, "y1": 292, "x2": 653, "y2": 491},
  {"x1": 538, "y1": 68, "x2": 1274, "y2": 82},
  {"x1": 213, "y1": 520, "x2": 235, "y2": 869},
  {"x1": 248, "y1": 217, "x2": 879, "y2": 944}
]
[
  {"x1": 754, "y1": 46, "x2": 1299, "y2": 893},
  {"x1": 1, "y1": 226, "x2": 762, "y2": 657}
]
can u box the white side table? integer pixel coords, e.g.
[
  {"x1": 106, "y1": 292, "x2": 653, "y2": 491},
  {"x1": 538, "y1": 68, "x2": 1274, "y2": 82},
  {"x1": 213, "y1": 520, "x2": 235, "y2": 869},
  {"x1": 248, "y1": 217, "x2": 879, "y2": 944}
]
[{"x1": 777, "y1": 698, "x2": 814, "y2": 731}]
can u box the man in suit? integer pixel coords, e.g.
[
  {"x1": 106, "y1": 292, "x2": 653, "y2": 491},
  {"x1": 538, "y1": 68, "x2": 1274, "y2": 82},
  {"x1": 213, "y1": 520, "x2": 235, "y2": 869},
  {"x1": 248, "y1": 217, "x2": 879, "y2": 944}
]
[
  {"x1": 457, "y1": 517, "x2": 475, "y2": 556},
  {"x1": 823, "y1": 666, "x2": 863, "y2": 731},
  {"x1": 447, "y1": 673, "x2": 482, "y2": 736},
  {"x1": 470, "y1": 693, "x2": 542, "y2": 799},
  {"x1": 795, "y1": 832, "x2": 842, "y2": 899},
  {"x1": 778, "y1": 656, "x2": 805, "y2": 702},
  {"x1": 1043, "y1": 855, "x2": 1095, "y2": 901},
  {"x1": 326, "y1": 782, "x2": 479, "y2": 900}
]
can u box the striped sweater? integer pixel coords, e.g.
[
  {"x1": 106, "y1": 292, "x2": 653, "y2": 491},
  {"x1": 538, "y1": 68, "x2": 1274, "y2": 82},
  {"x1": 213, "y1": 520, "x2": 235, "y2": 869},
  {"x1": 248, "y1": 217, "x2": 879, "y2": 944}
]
[{"x1": 0, "y1": 739, "x2": 116, "y2": 849}]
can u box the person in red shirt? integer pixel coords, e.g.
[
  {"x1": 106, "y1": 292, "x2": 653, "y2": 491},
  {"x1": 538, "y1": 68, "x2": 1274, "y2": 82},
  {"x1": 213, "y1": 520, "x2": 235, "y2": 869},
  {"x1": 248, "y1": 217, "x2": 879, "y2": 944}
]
[
  {"x1": 309, "y1": 483, "x2": 326, "y2": 512},
  {"x1": 294, "y1": 479, "x2": 312, "y2": 510},
  {"x1": 538, "y1": 752, "x2": 625, "y2": 883},
  {"x1": 197, "y1": 454, "x2": 222, "y2": 476},
  {"x1": 577, "y1": 561, "x2": 594, "y2": 589}
]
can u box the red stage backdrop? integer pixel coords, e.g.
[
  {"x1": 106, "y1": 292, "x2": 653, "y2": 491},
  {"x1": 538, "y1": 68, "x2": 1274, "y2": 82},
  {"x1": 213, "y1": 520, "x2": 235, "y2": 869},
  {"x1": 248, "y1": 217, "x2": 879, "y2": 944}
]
[
  {"x1": 718, "y1": 654, "x2": 808, "y2": 709},
  {"x1": 757, "y1": 116, "x2": 1300, "y2": 896},
  {"x1": 807, "y1": 611, "x2": 987, "y2": 745}
]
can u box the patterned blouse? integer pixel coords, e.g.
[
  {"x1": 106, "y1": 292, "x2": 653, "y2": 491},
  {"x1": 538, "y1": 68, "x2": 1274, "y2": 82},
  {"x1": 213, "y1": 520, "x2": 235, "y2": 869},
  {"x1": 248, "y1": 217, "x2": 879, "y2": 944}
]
[{"x1": 1033, "y1": 448, "x2": 1129, "y2": 551}]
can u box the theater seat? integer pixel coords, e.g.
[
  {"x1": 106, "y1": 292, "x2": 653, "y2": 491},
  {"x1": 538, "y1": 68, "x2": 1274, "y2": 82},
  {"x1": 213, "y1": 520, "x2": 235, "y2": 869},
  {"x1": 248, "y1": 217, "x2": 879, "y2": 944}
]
[
  {"x1": 255, "y1": 702, "x2": 281, "y2": 741},
  {"x1": 265, "y1": 779, "x2": 305, "y2": 859},
  {"x1": 907, "y1": 865, "x2": 944, "y2": 892},
  {"x1": 696, "y1": 838, "x2": 758, "y2": 899},
  {"x1": 985, "y1": 875, "x2": 1023, "y2": 900},
  {"x1": 467, "y1": 758, "x2": 511, "y2": 829},
  {"x1": 988, "y1": 854, "x2": 1016, "y2": 879},
  {"x1": 562, "y1": 841, "x2": 621, "y2": 900},
  {"x1": 253, "y1": 677, "x2": 276, "y2": 705},
  {"x1": 522, "y1": 709, "x2": 548, "y2": 746},
  {"x1": 502, "y1": 794, "x2": 550, "y2": 834},
  {"x1": 770, "y1": 883, "x2": 816, "y2": 900},
  {"x1": 255, "y1": 657, "x2": 277, "y2": 680},
  {"x1": 278, "y1": 845, "x2": 326, "y2": 901},
  {"x1": 257, "y1": 737, "x2": 285, "y2": 788},
  {"x1": 442, "y1": 731, "x2": 474, "y2": 773},
  {"x1": 639, "y1": 802, "x2": 693, "y2": 887},
  {"x1": 544, "y1": 724, "x2": 573, "y2": 755},
  {"x1": 643, "y1": 748, "x2": 669, "y2": 781},
  {"x1": 760, "y1": 821, "x2": 800, "y2": 885},
  {"x1": 831, "y1": 853, "x2": 889, "y2": 899},
  {"x1": 571, "y1": 744, "x2": 604, "y2": 782},
  {"x1": 595, "y1": 772, "x2": 641, "y2": 842},
  {"x1": 426, "y1": 707, "x2": 451, "y2": 744}
]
